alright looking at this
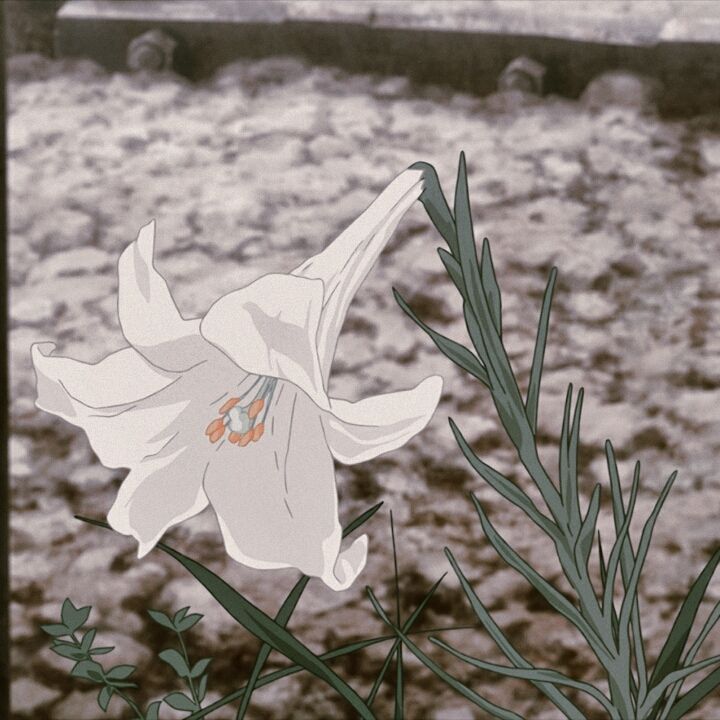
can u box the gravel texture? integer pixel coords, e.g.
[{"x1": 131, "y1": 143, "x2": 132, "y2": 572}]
[{"x1": 8, "y1": 51, "x2": 720, "y2": 719}]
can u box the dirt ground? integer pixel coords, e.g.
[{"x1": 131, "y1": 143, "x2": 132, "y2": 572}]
[{"x1": 7, "y1": 47, "x2": 720, "y2": 719}]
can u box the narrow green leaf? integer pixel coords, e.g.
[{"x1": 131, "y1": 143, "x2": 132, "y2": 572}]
[
  {"x1": 641, "y1": 654, "x2": 720, "y2": 715},
  {"x1": 106, "y1": 664, "x2": 136, "y2": 681},
  {"x1": 368, "y1": 574, "x2": 446, "y2": 706},
  {"x1": 574, "y1": 484, "x2": 601, "y2": 572},
  {"x1": 558, "y1": 384, "x2": 581, "y2": 534},
  {"x1": 453, "y1": 153, "x2": 532, "y2": 452},
  {"x1": 408, "y1": 161, "x2": 458, "y2": 256},
  {"x1": 176, "y1": 613, "x2": 203, "y2": 632},
  {"x1": 190, "y1": 657, "x2": 212, "y2": 679},
  {"x1": 97, "y1": 686, "x2": 113, "y2": 712},
  {"x1": 470, "y1": 494, "x2": 611, "y2": 662},
  {"x1": 525, "y1": 267, "x2": 557, "y2": 433},
  {"x1": 146, "y1": 700, "x2": 162, "y2": 720},
  {"x1": 164, "y1": 691, "x2": 197, "y2": 712},
  {"x1": 652, "y1": 602, "x2": 720, "y2": 719},
  {"x1": 394, "y1": 645, "x2": 404, "y2": 720},
  {"x1": 567, "y1": 386, "x2": 584, "y2": 530},
  {"x1": 433, "y1": 638, "x2": 620, "y2": 720},
  {"x1": 598, "y1": 532, "x2": 608, "y2": 586},
  {"x1": 650, "y1": 548, "x2": 720, "y2": 690},
  {"x1": 41, "y1": 623, "x2": 70, "y2": 638},
  {"x1": 90, "y1": 646, "x2": 114, "y2": 655},
  {"x1": 367, "y1": 588, "x2": 523, "y2": 720},
  {"x1": 454, "y1": 152, "x2": 482, "y2": 316},
  {"x1": 602, "y1": 468, "x2": 639, "y2": 621},
  {"x1": 342, "y1": 502, "x2": 383, "y2": 538},
  {"x1": 445, "y1": 548, "x2": 585, "y2": 720},
  {"x1": 450, "y1": 418, "x2": 559, "y2": 541},
  {"x1": 159, "y1": 648, "x2": 190, "y2": 677},
  {"x1": 61, "y1": 599, "x2": 91, "y2": 633},
  {"x1": 173, "y1": 607, "x2": 190, "y2": 625},
  {"x1": 480, "y1": 238, "x2": 502, "y2": 336},
  {"x1": 148, "y1": 609, "x2": 175, "y2": 631},
  {"x1": 198, "y1": 674, "x2": 208, "y2": 703},
  {"x1": 80, "y1": 628, "x2": 96, "y2": 652},
  {"x1": 395, "y1": 289, "x2": 489, "y2": 386},
  {"x1": 51, "y1": 643, "x2": 86, "y2": 660},
  {"x1": 666, "y1": 667, "x2": 720, "y2": 720},
  {"x1": 71, "y1": 659, "x2": 105, "y2": 682},
  {"x1": 437, "y1": 248, "x2": 466, "y2": 298},
  {"x1": 606, "y1": 447, "x2": 647, "y2": 698},
  {"x1": 618, "y1": 472, "x2": 677, "y2": 646}
]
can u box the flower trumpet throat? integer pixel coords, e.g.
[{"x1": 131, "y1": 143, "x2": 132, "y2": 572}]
[{"x1": 205, "y1": 376, "x2": 277, "y2": 446}]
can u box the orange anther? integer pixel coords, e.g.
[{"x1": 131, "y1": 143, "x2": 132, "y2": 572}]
[
  {"x1": 248, "y1": 398, "x2": 265, "y2": 419},
  {"x1": 238, "y1": 432, "x2": 253, "y2": 447},
  {"x1": 228, "y1": 432, "x2": 242, "y2": 444},
  {"x1": 209, "y1": 427, "x2": 225, "y2": 443},
  {"x1": 219, "y1": 397, "x2": 240, "y2": 414},
  {"x1": 205, "y1": 418, "x2": 224, "y2": 436},
  {"x1": 251, "y1": 423, "x2": 264, "y2": 442}
]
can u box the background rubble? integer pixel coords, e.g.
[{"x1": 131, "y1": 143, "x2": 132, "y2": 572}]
[{"x1": 7, "y1": 42, "x2": 720, "y2": 720}]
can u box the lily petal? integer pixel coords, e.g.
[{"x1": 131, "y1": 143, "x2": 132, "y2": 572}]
[
  {"x1": 118, "y1": 220, "x2": 211, "y2": 371},
  {"x1": 203, "y1": 382, "x2": 366, "y2": 590},
  {"x1": 200, "y1": 273, "x2": 330, "y2": 410},
  {"x1": 31, "y1": 342, "x2": 187, "y2": 468},
  {"x1": 108, "y1": 447, "x2": 210, "y2": 557},
  {"x1": 292, "y1": 168, "x2": 424, "y2": 380},
  {"x1": 322, "y1": 375, "x2": 443, "y2": 464}
]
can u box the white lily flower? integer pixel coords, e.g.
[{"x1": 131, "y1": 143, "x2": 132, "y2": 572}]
[{"x1": 31, "y1": 168, "x2": 442, "y2": 591}]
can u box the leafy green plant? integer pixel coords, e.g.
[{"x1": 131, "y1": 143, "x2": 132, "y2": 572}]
[
  {"x1": 148, "y1": 606, "x2": 212, "y2": 714},
  {"x1": 392, "y1": 153, "x2": 720, "y2": 719},
  {"x1": 42, "y1": 599, "x2": 158, "y2": 719}
]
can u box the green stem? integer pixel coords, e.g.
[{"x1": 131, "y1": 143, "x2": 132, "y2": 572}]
[
  {"x1": 177, "y1": 632, "x2": 200, "y2": 708},
  {"x1": 70, "y1": 633, "x2": 146, "y2": 720},
  {"x1": 114, "y1": 688, "x2": 145, "y2": 720}
]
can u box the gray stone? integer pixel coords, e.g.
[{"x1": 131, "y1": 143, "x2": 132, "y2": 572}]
[
  {"x1": 10, "y1": 602, "x2": 34, "y2": 642},
  {"x1": 11, "y1": 678, "x2": 61, "y2": 715},
  {"x1": 53, "y1": 690, "x2": 104, "y2": 720},
  {"x1": 11, "y1": 295, "x2": 66, "y2": 326},
  {"x1": 10, "y1": 436, "x2": 32, "y2": 478},
  {"x1": 127, "y1": 29, "x2": 177, "y2": 73},
  {"x1": 28, "y1": 247, "x2": 113, "y2": 283},
  {"x1": 432, "y1": 704, "x2": 475, "y2": 720},
  {"x1": 29, "y1": 207, "x2": 97, "y2": 252},
  {"x1": 67, "y1": 464, "x2": 118, "y2": 491},
  {"x1": 581, "y1": 71, "x2": 663, "y2": 112},
  {"x1": 498, "y1": 55, "x2": 546, "y2": 95},
  {"x1": 96, "y1": 631, "x2": 153, "y2": 666},
  {"x1": 71, "y1": 546, "x2": 116, "y2": 575},
  {"x1": 571, "y1": 291, "x2": 617, "y2": 323}
]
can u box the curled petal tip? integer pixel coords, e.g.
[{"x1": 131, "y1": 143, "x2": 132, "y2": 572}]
[{"x1": 136, "y1": 539, "x2": 155, "y2": 559}]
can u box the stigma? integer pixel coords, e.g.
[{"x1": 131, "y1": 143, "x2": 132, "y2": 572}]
[{"x1": 205, "y1": 376, "x2": 277, "y2": 447}]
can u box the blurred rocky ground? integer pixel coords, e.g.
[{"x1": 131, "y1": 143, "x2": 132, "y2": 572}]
[{"x1": 7, "y1": 39, "x2": 720, "y2": 720}]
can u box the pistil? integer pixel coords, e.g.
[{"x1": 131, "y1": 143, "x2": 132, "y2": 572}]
[{"x1": 204, "y1": 376, "x2": 277, "y2": 447}]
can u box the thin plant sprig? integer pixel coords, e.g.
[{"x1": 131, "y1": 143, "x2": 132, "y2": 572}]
[
  {"x1": 147, "y1": 607, "x2": 212, "y2": 714},
  {"x1": 42, "y1": 599, "x2": 160, "y2": 720},
  {"x1": 395, "y1": 154, "x2": 720, "y2": 719}
]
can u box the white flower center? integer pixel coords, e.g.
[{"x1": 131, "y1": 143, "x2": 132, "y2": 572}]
[{"x1": 205, "y1": 376, "x2": 278, "y2": 447}]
